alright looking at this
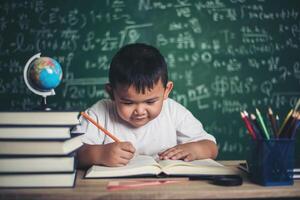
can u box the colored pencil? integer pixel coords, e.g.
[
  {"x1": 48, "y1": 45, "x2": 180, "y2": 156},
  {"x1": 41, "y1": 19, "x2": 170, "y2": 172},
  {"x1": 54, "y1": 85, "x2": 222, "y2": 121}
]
[
  {"x1": 240, "y1": 112, "x2": 256, "y2": 140},
  {"x1": 293, "y1": 98, "x2": 300, "y2": 112},
  {"x1": 255, "y1": 108, "x2": 270, "y2": 140},
  {"x1": 250, "y1": 113, "x2": 263, "y2": 139},
  {"x1": 249, "y1": 114, "x2": 262, "y2": 139},
  {"x1": 244, "y1": 111, "x2": 260, "y2": 139},
  {"x1": 80, "y1": 112, "x2": 121, "y2": 142},
  {"x1": 275, "y1": 114, "x2": 280, "y2": 137},
  {"x1": 267, "y1": 107, "x2": 277, "y2": 137},
  {"x1": 277, "y1": 109, "x2": 293, "y2": 137},
  {"x1": 285, "y1": 111, "x2": 300, "y2": 138},
  {"x1": 291, "y1": 115, "x2": 300, "y2": 139}
]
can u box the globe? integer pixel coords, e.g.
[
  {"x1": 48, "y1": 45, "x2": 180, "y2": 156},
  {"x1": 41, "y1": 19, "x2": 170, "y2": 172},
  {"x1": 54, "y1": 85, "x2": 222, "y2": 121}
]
[
  {"x1": 28, "y1": 57, "x2": 62, "y2": 91},
  {"x1": 23, "y1": 53, "x2": 63, "y2": 110}
]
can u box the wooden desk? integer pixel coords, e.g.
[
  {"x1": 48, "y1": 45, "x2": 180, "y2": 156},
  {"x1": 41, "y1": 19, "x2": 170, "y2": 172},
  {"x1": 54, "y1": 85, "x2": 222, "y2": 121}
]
[{"x1": 0, "y1": 161, "x2": 299, "y2": 200}]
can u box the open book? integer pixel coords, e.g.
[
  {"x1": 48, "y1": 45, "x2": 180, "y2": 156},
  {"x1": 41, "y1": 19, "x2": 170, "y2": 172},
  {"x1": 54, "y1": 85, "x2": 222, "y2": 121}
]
[{"x1": 85, "y1": 155, "x2": 237, "y2": 178}]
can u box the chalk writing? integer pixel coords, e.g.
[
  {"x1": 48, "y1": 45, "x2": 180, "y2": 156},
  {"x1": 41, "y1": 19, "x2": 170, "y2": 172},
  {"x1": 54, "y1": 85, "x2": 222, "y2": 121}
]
[{"x1": 0, "y1": 0, "x2": 299, "y2": 160}]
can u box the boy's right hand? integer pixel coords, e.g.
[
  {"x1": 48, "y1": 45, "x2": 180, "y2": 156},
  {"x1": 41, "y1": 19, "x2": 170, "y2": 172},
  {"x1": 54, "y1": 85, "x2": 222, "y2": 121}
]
[{"x1": 100, "y1": 142, "x2": 136, "y2": 167}]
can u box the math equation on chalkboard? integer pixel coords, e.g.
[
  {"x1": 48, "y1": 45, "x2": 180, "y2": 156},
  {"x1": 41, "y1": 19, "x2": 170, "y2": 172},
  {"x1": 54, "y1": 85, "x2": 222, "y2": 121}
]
[{"x1": 0, "y1": 0, "x2": 299, "y2": 159}]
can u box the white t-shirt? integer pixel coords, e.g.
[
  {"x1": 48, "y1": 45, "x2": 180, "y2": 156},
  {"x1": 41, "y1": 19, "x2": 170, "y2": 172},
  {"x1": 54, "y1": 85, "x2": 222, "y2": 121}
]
[{"x1": 73, "y1": 98, "x2": 216, "y2": 156}]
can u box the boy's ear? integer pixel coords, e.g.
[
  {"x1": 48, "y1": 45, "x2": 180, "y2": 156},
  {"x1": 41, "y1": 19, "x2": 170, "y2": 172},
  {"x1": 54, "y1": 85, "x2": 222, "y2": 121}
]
[
  {"x1": 105, "y1": 84, "x2": 114, "y2": 100},
  {"x1": 163, "y1": 81, "x2": 173, "y2": 100}
]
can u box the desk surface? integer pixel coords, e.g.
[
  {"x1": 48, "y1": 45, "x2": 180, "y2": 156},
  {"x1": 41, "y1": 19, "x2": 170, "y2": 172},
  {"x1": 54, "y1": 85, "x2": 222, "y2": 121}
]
[{"x1": 0, "y1": 161, "x2": 299, "y2": 200}]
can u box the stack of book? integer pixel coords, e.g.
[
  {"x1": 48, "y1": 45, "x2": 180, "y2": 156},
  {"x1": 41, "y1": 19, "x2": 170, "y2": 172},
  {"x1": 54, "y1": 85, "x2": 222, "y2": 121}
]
[{"x1": 0, "y1": 111, "x2": 83, "y2": 188}]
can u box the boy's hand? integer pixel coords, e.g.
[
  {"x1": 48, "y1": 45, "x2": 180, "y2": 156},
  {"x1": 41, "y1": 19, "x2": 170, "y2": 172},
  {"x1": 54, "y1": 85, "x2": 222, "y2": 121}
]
[
  {"x1": 158, "y1": 143, "x2": 198, "y2": 162},
  {"x1": 100, "y1": 142, "x2": 136, "y2": 167},
  {"x1": 158, "y1": 140, "x2": 218, "y2": 162}
]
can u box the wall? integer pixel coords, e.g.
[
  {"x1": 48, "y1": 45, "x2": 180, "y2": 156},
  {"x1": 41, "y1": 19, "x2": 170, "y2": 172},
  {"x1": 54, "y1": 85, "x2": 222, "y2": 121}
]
[{"x1": 0, "y1": 0, "x2": 299, "y2": 160}]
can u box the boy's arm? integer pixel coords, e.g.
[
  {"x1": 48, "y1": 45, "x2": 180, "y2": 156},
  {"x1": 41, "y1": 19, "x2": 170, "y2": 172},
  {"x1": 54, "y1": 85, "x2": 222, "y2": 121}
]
[
  {"x1": 158, "y1": 140, "x2": 218, "y2": 161},
  {"x1": 77, "y1": 142, "x2": 136, "y2": 169}
]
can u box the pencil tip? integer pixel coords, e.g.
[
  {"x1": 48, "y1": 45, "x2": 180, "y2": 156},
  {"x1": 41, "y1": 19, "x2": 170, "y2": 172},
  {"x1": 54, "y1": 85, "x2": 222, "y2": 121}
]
[
  {"x1": 240, "y1": 112, "x2": 244, "y2": 117},
  {"x1": 268, "y1": 107, "x2": 273, "y2": 114}
]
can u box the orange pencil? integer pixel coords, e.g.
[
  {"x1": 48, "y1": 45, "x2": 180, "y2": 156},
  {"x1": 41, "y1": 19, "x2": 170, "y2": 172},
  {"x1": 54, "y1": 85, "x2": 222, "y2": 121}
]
[{"x1": 80, "y1": 112, "x2": 121, "y2": 142}]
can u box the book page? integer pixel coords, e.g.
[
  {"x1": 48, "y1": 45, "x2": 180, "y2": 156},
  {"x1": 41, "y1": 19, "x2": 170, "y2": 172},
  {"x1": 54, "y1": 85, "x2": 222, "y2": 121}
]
[
  {"x1": 157, "y1": 159, "x2": 236, "y2": 176},
  {"x1": 85, "y1": 155, "x2": 162, "y2": 178},
  {"x1": 128, "y1": 155, "x2": 159, "y2": 167},
  {"x1": 157, "y1": 159, "x2": 195, "y2": 168},
  {"x1": 157, "y1": 158, "x2": 224, "y2": 168}
]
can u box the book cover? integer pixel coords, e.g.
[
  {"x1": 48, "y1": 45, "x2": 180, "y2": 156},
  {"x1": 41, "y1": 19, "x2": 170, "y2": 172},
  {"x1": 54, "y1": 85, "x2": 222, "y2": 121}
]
[
  {"x1": 0, "y1": 134, "x2": 83, "y2": 156},
  {"x1": 0, "y1": 126, "x2": 73, "y2": 139},
  {"x1": 0, "y1": 153, "x2": 76, "y2": 173},
  {"x1": 0, "y1": 171, "x2": 77, "y2": 188},
  {"x1": 0, "y1": 111, "x2": 80, "y2": 126}
]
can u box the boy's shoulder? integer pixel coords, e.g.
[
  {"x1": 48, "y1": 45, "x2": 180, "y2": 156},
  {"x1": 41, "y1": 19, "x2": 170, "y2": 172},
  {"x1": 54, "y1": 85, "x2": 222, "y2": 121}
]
[
  {"x1": 89, "y1": 99, "x2": 114, "y2": 113},
  {"x1": 164, "y1": 98, "x2": 188, "y2": 113},
  {"x1": 165, "y1": 98, "x2": 186, "y2": 109}
]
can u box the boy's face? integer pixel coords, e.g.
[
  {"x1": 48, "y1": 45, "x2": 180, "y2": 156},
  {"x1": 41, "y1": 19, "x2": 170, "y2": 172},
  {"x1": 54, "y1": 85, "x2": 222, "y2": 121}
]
[{"x1": 108, "y1": 80, "x2": 173, "y2": 128}]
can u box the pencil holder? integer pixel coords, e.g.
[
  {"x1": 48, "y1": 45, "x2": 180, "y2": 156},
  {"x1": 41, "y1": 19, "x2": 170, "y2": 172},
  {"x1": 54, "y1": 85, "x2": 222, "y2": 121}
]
[{"x1": 247, "y1": 139, "x2": 294, "y2": 186}]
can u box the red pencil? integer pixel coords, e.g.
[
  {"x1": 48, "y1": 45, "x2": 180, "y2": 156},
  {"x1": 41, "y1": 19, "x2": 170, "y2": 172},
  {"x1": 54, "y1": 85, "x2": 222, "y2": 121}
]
[
  {"x1": 241, "y1": 111, "x2": 256, "y2": 140},
  {"x1": 81, "y1": 112, "x2": 121, "y2": 142}
]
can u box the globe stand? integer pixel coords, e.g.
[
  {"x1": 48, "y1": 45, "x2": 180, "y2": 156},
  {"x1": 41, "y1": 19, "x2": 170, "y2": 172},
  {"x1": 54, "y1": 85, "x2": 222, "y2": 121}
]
[
  {"x1": 24, "y1": 53, "x2": 59, "y2": 111},
  {"x1": 40, "y1": 96, "x2": 52, "y2": 111}
]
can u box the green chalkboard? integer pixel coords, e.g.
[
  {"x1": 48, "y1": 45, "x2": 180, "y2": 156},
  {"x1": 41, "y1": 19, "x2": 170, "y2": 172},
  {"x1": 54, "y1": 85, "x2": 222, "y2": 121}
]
[{"x1": 0, "y1": 0, "x2": 299, "y2": 160}]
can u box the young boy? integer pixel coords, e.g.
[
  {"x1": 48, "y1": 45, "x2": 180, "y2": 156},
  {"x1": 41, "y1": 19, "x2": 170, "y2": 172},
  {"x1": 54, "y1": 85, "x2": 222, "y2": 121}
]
[{"x1": 74, "y1": 43, "x2": 218, "y2": 168}]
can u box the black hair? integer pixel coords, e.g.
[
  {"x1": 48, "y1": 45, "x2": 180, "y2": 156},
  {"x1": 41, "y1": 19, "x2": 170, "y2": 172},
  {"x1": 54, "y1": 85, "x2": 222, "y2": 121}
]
[{"x1": 109, "y1": 43, "x2": 168, "y2": 93}]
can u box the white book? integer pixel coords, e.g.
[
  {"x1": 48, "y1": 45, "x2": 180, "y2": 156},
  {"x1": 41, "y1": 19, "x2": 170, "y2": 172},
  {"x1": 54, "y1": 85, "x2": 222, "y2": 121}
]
[
  {"x1": 0, "y1": 111, "x2": 79, "y2": 126},
  {"x1": 0, "y1": 171, "x2": 76, "y2": 188},
  {"x1": 85, "y1": 155, "x2": 237, "y2": 178},
  {"x1": 0, "y1": 134, "x2": 83, "y2": 155},
  {"x1": 0, "y1": 126, "x2": 72, "y2": 139},
  {"x1": 294, "y1": 162, "x2": 300, "y2": 179},
  {"x1": 294, "y1": 174, "x2": 300, "y2": 179},
  {"x1": 0, "y1": 155, "x2": 75, "y2": 173}
]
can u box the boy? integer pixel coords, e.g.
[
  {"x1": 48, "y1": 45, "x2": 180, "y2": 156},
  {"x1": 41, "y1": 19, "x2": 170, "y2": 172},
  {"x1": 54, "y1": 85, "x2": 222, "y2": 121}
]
[{"x1": 74, "y1": 43, "x2": 218, "y2": 168}]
